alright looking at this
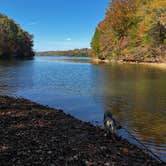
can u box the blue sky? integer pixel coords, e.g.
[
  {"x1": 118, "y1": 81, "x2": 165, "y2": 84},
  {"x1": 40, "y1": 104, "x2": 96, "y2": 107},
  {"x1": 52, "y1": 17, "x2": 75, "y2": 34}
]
[{"x1": 0, "y1": 0, "x2": 110, "y2": 51}]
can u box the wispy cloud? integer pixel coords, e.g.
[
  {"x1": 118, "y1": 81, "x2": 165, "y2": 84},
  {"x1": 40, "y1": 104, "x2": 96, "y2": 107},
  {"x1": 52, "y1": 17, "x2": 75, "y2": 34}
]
[
  {"x1": 27, "y1": 22, "x2": 37, "y2": 26},
  {"x1": 66, "y1": 38, "x2": 71, "y2": 41}
]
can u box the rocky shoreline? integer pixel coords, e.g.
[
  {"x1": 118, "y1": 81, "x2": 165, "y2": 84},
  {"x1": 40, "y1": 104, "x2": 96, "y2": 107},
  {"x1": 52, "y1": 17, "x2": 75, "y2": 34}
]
[
  {"x1": 91, "y1": 58, "x2": 166, "y2": 70},
  {"x1": 0, "y1": 96, "x2": 164, "y2": 165}
]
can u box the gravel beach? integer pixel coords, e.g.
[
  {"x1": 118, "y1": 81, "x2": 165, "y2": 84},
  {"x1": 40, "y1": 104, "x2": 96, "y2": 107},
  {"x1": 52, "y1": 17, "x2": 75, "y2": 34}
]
[{"x1": 0, "y1": 96, "x2": 164, "y2": 166}]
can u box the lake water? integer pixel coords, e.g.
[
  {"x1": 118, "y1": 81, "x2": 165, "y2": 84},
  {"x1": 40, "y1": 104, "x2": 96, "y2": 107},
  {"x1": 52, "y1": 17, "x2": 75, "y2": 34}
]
[{"x1": 0, "y1": 56, "x2": 165, "y2": 162}]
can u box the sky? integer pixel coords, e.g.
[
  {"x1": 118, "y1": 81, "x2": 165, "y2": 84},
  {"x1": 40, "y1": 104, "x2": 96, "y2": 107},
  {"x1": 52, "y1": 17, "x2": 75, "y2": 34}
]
[{"x1": 0, "y1": 0, "x2": 110, "y2": 51}]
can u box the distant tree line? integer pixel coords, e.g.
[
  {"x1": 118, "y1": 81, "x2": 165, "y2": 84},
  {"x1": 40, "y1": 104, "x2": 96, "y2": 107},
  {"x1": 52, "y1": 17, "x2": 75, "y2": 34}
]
[
  {"x1": 0, "y1": 14, "x2": 34, "y2": 58},
  {"x1": 91, "y1": 0, "x2": 166, "y2": 62},
  {"x1": 36, "y1": 48, "x2": 91, "y2": 57}
]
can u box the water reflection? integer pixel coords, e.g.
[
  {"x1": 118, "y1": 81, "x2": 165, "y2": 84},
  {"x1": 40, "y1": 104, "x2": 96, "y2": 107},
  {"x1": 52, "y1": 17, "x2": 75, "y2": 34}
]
[
  {"x1": 38, "y1": 56, "x2": 91, "y2": 64},
  {"x1": 0, "y1": 59, "x2": 35, "y2": 96},
  {"x1": 97, "y1": 64, "x2": 166, "y2": 160}
]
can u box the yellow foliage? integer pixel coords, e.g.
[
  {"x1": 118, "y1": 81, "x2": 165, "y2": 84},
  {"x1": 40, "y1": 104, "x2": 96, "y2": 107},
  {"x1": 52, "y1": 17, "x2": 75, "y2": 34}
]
[{"x1": 91, "y1": 0, "x2": 166, "y2": 59}]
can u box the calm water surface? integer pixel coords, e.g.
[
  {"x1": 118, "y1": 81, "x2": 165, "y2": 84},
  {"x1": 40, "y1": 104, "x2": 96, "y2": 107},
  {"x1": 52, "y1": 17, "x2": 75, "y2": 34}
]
[{"x1": 0, "y1": 56, "x2": 165, "y2": 161}]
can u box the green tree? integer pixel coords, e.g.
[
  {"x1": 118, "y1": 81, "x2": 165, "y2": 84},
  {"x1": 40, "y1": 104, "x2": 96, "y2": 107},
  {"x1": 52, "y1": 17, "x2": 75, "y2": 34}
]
[
  {"x1": 0, "y1": 14, "x2": 34, "y2": 58},
  {"x1": 91, "y1": 28, "x2": 101, "y2": 56}
]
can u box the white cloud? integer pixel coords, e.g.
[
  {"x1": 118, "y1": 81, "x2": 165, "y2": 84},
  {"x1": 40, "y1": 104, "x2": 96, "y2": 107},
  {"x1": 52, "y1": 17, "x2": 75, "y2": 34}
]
[
  {"x1": 66, "y1": 38, "x2": 71, "y2": 41},
  {"x1": 27, "y1": 22, "x2": 37, "y2": 26}
]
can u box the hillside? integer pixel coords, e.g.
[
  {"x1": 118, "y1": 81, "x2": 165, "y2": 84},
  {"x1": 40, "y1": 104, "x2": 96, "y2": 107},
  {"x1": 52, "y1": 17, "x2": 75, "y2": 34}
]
[
  {"x1": 36, "y1": 48, "x2": 91, "y2": 57},
  {"x1": 0, "y1": 14, "x2": 34, "y2": 58},
  {"x1": 91, "y1": 0, "x2": 166, "y2": 63}
]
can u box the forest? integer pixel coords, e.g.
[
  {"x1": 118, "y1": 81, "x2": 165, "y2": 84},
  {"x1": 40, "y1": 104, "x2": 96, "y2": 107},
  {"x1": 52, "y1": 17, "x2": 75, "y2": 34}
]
[
  {"x1": 36, "y1": 48, "x2": 91, "y2": 57},
  {"x1": 91, "y1": 0, "x2": 166, "y2": 63},
  {"x1": 0, "y1": 14, "x2": 34, "y2": 58}
]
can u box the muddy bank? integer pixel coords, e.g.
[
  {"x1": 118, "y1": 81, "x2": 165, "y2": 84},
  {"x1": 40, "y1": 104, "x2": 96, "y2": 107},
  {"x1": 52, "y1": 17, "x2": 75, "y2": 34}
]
[{"x1": 0, "y1": 96, "x2": 164, "y2": 165}]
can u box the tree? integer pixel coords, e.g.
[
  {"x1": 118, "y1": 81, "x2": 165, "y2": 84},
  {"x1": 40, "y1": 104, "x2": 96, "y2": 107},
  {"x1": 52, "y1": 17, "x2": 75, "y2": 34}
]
[
  {"x1": 91, "y1": 28, "x2": 101, "y2": 56},
  {"x1": 91, "y1": 0, "x2": 166, "y2": 61},
  {"x1": 0, "y1": 14, "x2": 34, "y2": 58}
]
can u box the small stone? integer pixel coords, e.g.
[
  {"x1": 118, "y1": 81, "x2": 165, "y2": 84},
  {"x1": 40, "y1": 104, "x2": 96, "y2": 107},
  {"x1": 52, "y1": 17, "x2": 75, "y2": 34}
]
[
  {"x1": 104, "y1": 162, "x2": 110, "y2": 166},
  {"x1": 47, "y1": 151, "x2": 52, "y2": 154},
  {"x1": 73, "y1": 155, "x2": 78, "y2": 160},
  {"x1": 100, "y1": 146, "x2": 107, "y2": 151}
]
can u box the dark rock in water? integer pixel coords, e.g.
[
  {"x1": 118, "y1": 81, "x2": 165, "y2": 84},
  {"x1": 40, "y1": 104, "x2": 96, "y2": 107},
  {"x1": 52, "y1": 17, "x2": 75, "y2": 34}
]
[{"x1": 0, "y1": 96, "x2": 164, "y2": 166}]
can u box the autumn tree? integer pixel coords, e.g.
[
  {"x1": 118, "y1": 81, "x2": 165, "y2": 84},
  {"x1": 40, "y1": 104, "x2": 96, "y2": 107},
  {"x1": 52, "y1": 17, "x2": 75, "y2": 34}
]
[
  {"x1": 0, "y1": 14, "x2": 34, "y2": 58},
  {"x1": 91, "y1": 0, "x2": 166, "y2": 62}
]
